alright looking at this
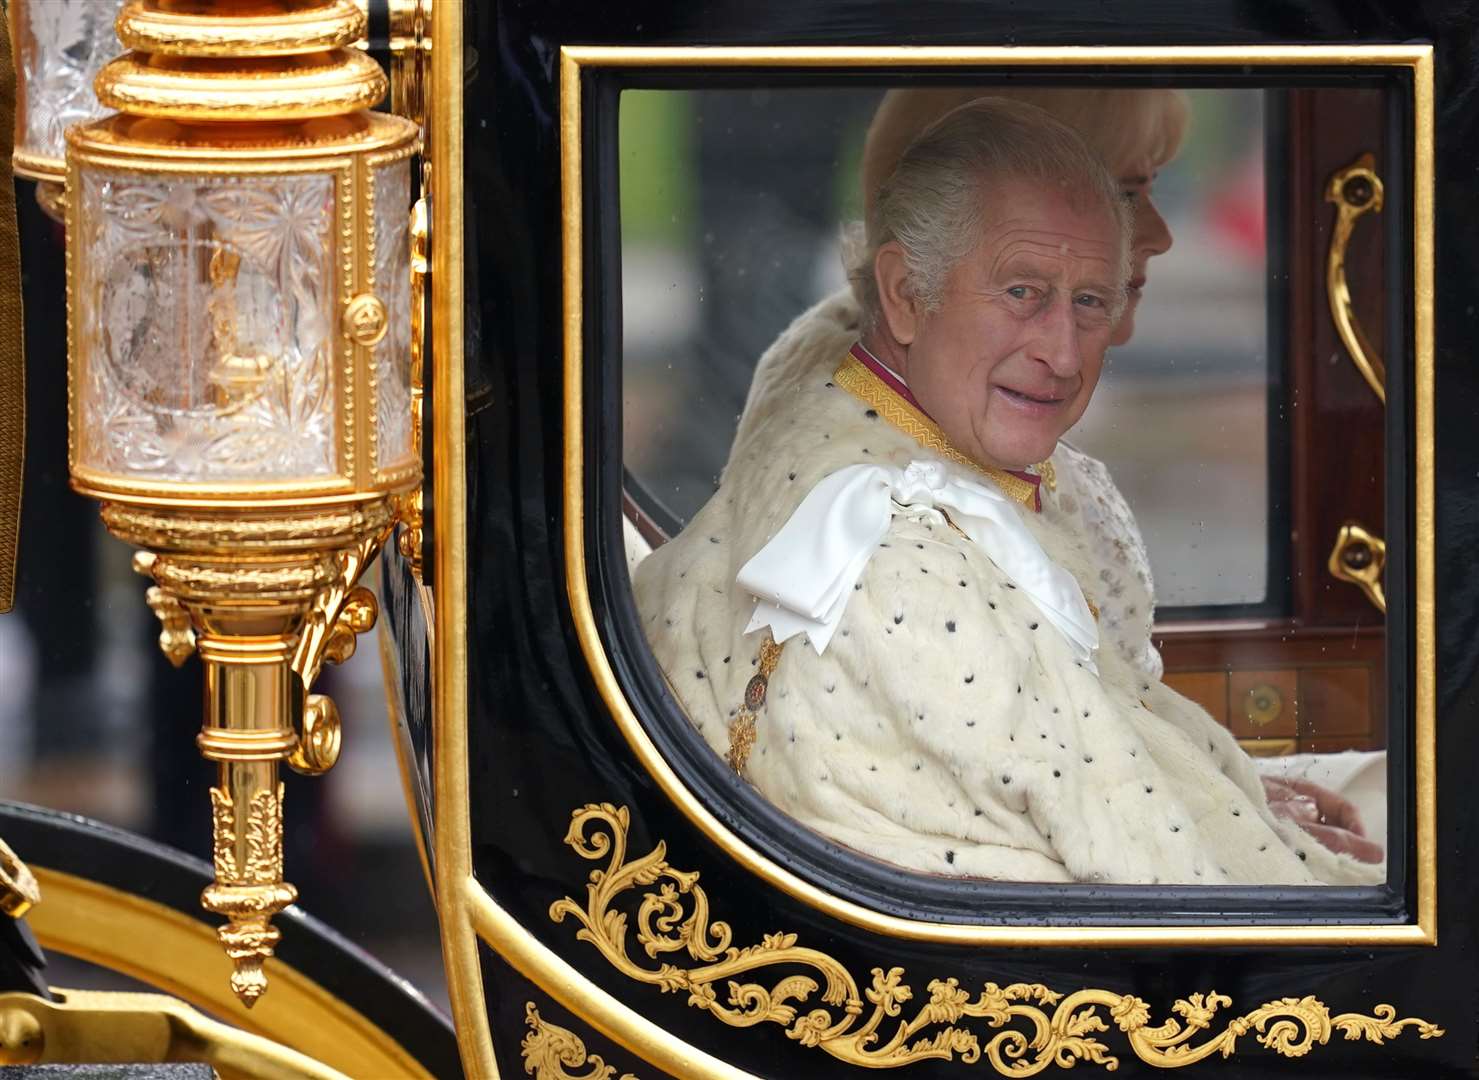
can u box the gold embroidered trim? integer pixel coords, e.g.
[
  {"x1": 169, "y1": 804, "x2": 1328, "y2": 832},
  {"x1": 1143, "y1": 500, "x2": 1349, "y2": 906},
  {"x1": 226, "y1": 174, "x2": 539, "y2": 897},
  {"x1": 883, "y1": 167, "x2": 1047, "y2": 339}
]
[
  {"x1": 834, "y1": 353, "x2": 1040, "y2": 511},
  {"x1": 726, "y1": 632, "x2": 783, "y2": 773},
  {"x1": 1039, "y1": 458, "x2": 1057, "y2": 492},
  {"x1": 551, "y1": 803, "x2": 1446, "y2": 1074}
]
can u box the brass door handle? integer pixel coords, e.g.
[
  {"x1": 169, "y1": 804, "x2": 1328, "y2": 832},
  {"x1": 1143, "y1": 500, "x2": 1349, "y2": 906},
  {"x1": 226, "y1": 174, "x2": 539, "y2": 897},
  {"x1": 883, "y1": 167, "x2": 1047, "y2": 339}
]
[
  {"x1": 1328, "y1": 522, "x2": 1386, "y2": 613},
  {"x1": 1325, "y1": 153, "x2": 1386, "y2": 404}
]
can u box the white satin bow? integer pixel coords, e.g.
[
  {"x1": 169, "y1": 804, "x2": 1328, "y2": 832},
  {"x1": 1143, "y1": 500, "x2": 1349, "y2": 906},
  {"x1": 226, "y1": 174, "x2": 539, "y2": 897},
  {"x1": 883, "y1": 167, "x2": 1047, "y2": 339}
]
[{"x1": 737, "y1": 459, "x2": 1099, "y2": 671}]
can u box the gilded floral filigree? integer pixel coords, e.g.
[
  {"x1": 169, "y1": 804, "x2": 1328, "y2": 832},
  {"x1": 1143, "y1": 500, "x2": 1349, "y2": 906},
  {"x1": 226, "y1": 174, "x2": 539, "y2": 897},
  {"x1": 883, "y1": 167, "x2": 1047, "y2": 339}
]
[
  {"x1": 522, "y1": 1002, "x2": 639, "y2": 1080},
  {"x1": 550, "y1": 802, "x2": 1444, "y2": 1073},
  {"x1": 209, "y1": 784, "x2": 284, "y2": 885}
]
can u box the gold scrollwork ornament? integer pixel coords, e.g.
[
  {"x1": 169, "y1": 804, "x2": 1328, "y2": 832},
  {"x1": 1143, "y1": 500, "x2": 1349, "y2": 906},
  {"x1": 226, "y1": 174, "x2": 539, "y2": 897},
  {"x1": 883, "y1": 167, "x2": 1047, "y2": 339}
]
[
  {"x1": 142, "y1": 582, "x2": 196, "y2": 668},
  {"x1": 550, "y1": 803, "x2": 1443, "y2": 1074},
  {"x1": 522, "y1": 1002, "x2": 639, "y2": 1080},
  {"x1": 0, "y1": 837, "x2": 39, "y2": 919}
]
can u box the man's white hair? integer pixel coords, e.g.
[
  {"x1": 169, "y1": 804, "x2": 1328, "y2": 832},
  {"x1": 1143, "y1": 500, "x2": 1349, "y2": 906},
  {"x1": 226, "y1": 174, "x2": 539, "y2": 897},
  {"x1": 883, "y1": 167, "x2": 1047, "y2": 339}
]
[{"x1": 846, "y1": 96, "x2": 1133, "y2": 332}]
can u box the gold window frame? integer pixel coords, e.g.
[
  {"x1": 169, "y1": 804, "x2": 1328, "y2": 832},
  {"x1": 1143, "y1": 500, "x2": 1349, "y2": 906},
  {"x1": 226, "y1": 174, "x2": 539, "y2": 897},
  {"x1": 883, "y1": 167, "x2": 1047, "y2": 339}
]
[
  {"x1": 428, "y1": 38, "x2": 1437, "y2": 1079},
  {"x1": 558, "y1": 46, "x2": 1435, "y2": 945}
]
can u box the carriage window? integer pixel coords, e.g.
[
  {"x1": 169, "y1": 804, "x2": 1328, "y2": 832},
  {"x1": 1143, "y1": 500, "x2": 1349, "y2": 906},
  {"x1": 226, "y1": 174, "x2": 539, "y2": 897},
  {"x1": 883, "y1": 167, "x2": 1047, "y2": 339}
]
[
  {"x1": 620, "y1": 84, "x2": 1398, "y2": 888},
  {"x1": 623, "y1": 88, "x2": 1274, "y2": 613}
]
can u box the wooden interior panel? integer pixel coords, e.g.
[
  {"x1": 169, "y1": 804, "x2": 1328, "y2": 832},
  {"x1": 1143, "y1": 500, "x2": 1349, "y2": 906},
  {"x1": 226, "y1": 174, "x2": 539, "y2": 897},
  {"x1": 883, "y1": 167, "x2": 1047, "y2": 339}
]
[
  {"x1": 1162, "y1": 671, "x2": 1228, "y2": 726},
  {"x1": 1156, "y1": 623, "x2": 1384, "y2": 752},
  {"x1": 1285, "y1": 87, "x2": 1389, "y2": 627},
  {"x1": 1299, "y1": 665, "x2": 1372, "y2": 738}
]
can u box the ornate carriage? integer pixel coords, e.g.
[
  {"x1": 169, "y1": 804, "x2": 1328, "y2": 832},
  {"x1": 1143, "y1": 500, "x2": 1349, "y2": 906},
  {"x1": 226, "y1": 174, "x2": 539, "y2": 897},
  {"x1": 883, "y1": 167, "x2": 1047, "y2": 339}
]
[{"x1": 2, "y1": 2, "x2": 1477, "y2": 1078}]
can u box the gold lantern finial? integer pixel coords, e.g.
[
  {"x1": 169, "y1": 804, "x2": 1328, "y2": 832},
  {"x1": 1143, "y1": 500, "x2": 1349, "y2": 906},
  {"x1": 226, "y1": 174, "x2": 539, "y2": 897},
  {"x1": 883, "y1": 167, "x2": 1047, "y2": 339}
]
[{"x1": 66, "y1": 0, "x2": 421, "y2": 1006}]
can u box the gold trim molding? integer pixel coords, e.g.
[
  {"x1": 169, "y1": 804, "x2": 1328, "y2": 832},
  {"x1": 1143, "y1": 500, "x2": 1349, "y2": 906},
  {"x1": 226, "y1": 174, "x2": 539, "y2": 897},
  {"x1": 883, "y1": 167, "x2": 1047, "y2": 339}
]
[
  {"x1": 424, "y1": 0, "x2": 496, "y2": 1075},
  {"x1": 558, "y1": 42, "x2": 1437, "y2": 948},
  {"x1": 550, "y1": 804, "x2": 1444, "y2": 1073},
  {"x1": 523, "y1": 1002, "x2": 640, "y2": 1080}
]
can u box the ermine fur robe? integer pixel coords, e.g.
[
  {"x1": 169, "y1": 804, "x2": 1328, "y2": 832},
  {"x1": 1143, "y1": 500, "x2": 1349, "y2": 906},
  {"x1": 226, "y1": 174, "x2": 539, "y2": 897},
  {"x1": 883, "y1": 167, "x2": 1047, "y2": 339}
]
[{"x1": 635, "y1": 293, "x2": 1381, "y2": 886}]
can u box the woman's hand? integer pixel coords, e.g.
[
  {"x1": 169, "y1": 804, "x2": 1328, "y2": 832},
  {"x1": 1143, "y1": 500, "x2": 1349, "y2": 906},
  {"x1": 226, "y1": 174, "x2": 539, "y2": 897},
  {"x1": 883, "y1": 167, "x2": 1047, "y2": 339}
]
[{"x1": 1261, "y1": 776, "x2": 1384, "y2": 864}]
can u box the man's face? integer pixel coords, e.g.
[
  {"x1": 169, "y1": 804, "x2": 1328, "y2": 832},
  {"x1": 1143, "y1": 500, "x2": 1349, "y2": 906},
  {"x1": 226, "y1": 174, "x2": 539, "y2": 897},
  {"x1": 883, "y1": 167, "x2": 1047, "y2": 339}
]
[{"x1": 895, "y1": 181, "x2": 1124, "y2": 471}]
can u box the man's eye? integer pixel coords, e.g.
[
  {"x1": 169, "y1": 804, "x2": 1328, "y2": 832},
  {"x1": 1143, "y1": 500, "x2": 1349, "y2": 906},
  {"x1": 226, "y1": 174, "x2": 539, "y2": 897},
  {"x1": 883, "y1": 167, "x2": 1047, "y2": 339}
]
[
  {"x1": 1074, "y1": 293, "x2": 1106, "y2": 308},
  {"x1": 1006, "y1": 285, "x2": 1037, "y2": 301}
]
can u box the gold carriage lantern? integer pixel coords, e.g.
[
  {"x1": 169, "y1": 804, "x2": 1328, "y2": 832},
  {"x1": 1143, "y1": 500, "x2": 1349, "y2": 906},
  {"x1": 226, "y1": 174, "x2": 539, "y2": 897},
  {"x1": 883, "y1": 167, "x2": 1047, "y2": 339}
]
[
  {"x1": 9, "y1": 0, "x2": 130, "y2": 218},
  {"x1": 64, "y1": 0, "x2": 420, "y2": 1006}
]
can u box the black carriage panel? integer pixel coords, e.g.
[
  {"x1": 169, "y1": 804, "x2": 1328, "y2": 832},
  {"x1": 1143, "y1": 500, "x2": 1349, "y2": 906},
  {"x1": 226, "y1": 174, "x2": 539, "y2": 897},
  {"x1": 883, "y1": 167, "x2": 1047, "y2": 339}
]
[{"x1": 440, "y1": 2, "x2": 1479, "y2": 1076}]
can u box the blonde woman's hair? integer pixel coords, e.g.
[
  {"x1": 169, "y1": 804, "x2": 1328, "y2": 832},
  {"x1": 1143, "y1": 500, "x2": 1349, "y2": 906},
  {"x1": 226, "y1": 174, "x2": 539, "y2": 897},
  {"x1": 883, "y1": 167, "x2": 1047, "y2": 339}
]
[
  {"x1": 846, "y1": 96, "x2": 1131, "y2": 331},
  {"x1": 861, "y1": 87, "x2": 1191, "y2": 215}
]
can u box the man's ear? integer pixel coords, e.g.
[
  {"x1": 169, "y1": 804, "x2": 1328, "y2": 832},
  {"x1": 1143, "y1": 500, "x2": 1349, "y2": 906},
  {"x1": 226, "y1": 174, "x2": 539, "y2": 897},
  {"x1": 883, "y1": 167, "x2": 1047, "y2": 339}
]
[{"x1": 874, "y1": 242, "x2": 919, "y2": 346}]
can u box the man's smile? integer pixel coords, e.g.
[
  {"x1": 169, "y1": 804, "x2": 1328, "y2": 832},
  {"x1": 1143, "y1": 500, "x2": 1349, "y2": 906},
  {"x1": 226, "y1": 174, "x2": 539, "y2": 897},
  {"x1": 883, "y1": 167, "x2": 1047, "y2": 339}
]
[{"x1": 994, "y1": 384, "x2": 1070, "y2": 415}]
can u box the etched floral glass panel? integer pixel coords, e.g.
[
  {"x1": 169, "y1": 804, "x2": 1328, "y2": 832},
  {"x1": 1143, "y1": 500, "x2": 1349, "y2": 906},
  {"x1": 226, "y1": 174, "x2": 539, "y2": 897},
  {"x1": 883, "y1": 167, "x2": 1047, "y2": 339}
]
[
  {"x1": 372, "y1": 159, "x2": 415, "y2": 469},
  {"x1": 75, "y1": 168, "x2": 340, "y2": 482},
  {"x1": 13, "y1": 0, "x2": 129, "y2": 167}
]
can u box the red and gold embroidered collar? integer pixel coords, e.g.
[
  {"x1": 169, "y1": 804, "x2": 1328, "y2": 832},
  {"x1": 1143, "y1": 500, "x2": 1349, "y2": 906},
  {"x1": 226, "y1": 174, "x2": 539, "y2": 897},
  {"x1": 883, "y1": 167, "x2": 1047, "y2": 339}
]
[{"x1": 835, "y1": 344, "x2": 1047, "y2": 512}]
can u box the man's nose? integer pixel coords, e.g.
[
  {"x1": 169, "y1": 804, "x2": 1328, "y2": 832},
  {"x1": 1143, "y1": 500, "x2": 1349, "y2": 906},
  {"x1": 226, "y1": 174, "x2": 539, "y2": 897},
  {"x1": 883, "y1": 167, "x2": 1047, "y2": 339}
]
[{"x1": 1030, "y1": 294, "x2": 1082, "y2": 376}]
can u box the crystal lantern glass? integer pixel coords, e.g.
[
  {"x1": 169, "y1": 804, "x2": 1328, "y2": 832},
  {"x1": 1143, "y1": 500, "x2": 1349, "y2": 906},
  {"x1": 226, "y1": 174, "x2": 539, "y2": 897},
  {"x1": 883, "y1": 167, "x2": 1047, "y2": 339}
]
[
  {"x1": 69, "y1": 128, "x2": 417, "y2": 496},
  {"x1": 10, "y1": 0, "x2": 129, "y2": 185}
]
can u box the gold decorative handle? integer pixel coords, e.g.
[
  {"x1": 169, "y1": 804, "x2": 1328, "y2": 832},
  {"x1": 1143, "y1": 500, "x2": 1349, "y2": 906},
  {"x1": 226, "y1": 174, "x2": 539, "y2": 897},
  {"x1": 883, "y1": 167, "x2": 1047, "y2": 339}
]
[
  {"x1": 1328, "y1": 522, "x2": 1387, "y2": 614},
  {"x1": 1325, "y1": 153, "x2": 1386, "y2": 404}
]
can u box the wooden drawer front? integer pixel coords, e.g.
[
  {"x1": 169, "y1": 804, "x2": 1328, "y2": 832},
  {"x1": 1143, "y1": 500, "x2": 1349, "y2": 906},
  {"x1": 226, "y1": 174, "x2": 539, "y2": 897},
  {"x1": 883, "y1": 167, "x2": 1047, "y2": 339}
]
[
  {"x1": 1228, "y1": 669, "x2": 1299, "y2": 738},
  {"x1": 1298, "y1": 665, "x2": 1371, "y2": 738},
  {"x1": 1238, "y1": 737, "x2": 1299, "y2": 757},
  {"x1": 1162, "y1": 671, "x2": 1228, "y2": 726},
  {"x1": 1161, "y1": 663, "x2": 1377, "y2": 753}
]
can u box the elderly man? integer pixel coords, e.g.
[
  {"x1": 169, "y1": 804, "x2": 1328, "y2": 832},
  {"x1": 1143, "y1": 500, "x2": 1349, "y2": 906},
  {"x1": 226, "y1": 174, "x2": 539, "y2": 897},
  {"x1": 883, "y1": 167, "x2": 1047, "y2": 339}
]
[{"x1": 634, "y1": 99, "x2": 1380, "y2": 886}]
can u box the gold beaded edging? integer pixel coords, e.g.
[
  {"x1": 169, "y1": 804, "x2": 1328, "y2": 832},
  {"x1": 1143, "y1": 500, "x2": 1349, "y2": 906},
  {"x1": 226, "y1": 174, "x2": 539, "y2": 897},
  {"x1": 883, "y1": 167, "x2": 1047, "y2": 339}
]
[{"x1": 550, "y1": 804, "x2": 1444, "y2": 1073}]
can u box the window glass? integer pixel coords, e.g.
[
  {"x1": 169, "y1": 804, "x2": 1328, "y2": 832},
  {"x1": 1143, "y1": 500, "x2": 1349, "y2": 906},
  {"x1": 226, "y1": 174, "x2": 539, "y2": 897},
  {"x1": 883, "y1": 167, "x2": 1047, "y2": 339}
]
[
  {"x1": 621, "y1": 84, "x2": 1393, "y2": 888},
  {"x1": 1068, "y1": 90, "x2": 1268, "y2": 608}
]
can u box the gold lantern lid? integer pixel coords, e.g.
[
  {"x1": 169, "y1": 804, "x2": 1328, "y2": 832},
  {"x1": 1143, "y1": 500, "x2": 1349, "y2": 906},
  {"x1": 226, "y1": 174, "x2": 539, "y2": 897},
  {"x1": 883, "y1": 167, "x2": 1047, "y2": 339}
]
[{"x1": 98, "y1": 1, "x2": 386, "y2": 123}]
